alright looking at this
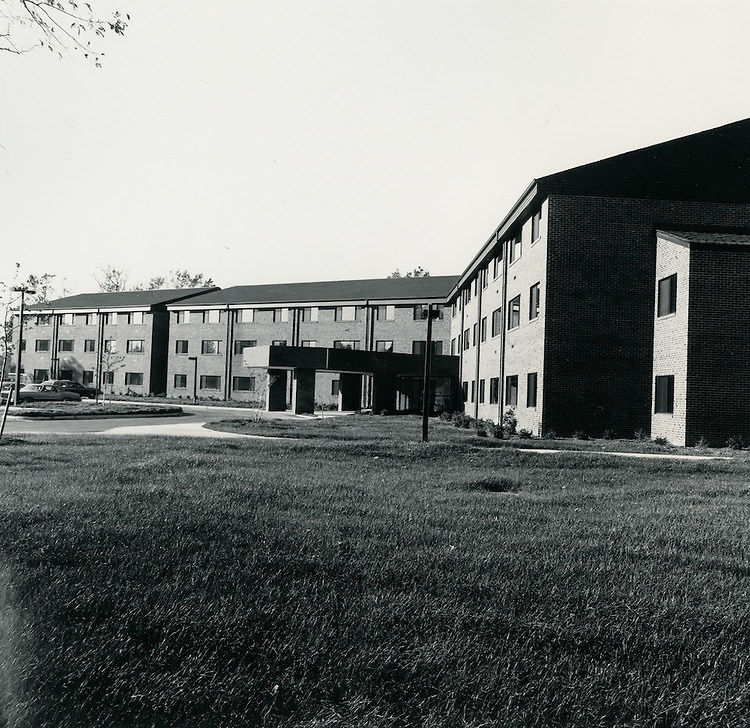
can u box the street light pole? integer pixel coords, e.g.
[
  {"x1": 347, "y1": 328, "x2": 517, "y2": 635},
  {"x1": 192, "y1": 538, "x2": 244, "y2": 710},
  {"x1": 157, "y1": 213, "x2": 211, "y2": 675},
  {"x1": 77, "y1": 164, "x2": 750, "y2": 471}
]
[
  {"x1": 421, "y1": 303, "x2": 436, "y2": 443},
  {"x1": 188, "y1": 356, "x2": 198, "y2": 400},
  {"x1": 12, "y1": 286, "x2": 36, "y2": 405}
]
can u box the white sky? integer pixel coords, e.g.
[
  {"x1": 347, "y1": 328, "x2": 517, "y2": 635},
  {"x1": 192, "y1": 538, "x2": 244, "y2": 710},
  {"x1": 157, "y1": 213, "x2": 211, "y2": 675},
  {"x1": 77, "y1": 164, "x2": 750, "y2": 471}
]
[{"x1": 1, "y1": 0, "x2": 749, "y2": 297}]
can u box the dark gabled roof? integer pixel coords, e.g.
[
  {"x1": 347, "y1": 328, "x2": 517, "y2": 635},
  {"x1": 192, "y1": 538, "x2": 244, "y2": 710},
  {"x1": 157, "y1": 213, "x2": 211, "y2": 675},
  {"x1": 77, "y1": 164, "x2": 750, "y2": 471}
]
[
  {"x1": 539, "y1": 117, "x2": 750, "y2": 203},
  {"x1": 170, "y1": 276, "x2": 460, "y2": 307},
  {"x1": 451, "y1": 117, "x2": 750, "y2": 297},
  {"x1": 31, "y1": 287, "x2": 220, "y2": 311},
  {"x1": 658, "y1": 230, "x2": 750, "y2": 246}
]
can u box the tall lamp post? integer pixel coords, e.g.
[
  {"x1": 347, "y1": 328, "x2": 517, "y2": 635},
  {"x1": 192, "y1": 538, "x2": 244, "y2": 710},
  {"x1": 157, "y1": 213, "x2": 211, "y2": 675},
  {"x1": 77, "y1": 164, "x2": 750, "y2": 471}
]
[
  {"x1": 12, "y1": 286, "x2": 36, "y2": 405},
  {"x1": 421, "y1": 303, "x2": 440, "y2": 443},
  {"x1": 188, "y1": 356, "x2": 198, "y2": 400}
]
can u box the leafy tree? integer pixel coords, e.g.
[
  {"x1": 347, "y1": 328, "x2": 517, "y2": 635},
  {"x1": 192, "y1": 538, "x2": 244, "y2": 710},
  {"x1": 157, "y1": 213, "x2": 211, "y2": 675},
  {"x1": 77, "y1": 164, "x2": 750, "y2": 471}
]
[
  {"x1": 0, "y1": 0, "x2": 128, "y2": 66},
  {"x1": 95, "y1": 265, "x2": 129, "y2": 292},
  {"x1": 153, "y1": 270, "x2": 214, "y2": 289},
  {"x1": 388, "y1": 267, "x2": 430, "y2": 278}
]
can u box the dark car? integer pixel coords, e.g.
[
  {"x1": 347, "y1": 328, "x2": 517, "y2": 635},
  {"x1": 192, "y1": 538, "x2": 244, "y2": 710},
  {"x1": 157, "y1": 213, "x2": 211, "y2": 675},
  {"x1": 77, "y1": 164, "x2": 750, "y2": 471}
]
[
  {"x1": 16, "y1": 384, "x2": 82, "y2": 403},
  {"x1": 41, "y1": 379, "x2": 99, "y2": 399}
]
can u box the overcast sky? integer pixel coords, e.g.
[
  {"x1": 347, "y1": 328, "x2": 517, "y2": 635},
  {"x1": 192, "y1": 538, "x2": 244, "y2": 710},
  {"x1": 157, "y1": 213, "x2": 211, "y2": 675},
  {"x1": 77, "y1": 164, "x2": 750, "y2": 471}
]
[{"x1": 2, "y1": 0, "x2": 749, "y2": 297}]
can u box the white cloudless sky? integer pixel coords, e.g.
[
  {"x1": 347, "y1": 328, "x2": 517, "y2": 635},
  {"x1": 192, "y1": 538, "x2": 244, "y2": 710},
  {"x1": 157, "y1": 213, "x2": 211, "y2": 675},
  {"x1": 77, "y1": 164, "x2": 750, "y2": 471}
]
[{"x1": 2, "y1": 0, "x2": 750, "y2": 296}]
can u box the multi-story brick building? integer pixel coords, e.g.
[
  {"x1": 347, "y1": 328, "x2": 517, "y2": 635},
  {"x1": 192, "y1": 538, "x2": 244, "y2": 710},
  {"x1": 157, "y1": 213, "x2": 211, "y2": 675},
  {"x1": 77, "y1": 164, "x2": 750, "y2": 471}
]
[
  {"x1": 21, "y1": 288, "x2": 217, "y2": 395},
  {"x1": 164, "y1": 276, "x2": 457, "y2": 407},
  {"x1": 450, "y1": 117, "x2": 750, "y2": 439}
]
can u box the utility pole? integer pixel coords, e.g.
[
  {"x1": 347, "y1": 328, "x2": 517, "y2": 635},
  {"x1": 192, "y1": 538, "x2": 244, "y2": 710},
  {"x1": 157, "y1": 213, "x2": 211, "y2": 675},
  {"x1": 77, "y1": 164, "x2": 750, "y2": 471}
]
[
  {"x1": 421, "y1": 303, "x2": 438, "y2": 443},
  {"x1": 12, "y1": 286, "x2": 36, "y2": 405}
]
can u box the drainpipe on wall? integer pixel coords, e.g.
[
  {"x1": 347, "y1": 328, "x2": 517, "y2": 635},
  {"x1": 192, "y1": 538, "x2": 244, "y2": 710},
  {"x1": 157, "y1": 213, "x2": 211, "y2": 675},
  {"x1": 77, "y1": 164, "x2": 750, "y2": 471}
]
[
  {"x1": 224, "y1": 305, "x2": 233, "y2": 401},
  {"x1": 498, "y1": 235, "x2": 509, "y2": 424},
  {"x1": 95, "y1": 308, "x2": 103, "y2": 404},
  {"x1": 474, "y1": 275, "x2": 483, "y2": 421}
]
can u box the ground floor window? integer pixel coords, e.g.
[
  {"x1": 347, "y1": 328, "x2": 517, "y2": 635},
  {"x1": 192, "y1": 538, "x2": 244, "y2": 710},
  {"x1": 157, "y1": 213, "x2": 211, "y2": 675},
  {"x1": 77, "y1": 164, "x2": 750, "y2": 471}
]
[
  {"x1": 489, "y1": 377, "x2": 499, "y2": 404},
  {"x1": 200, "y1": 375, "x2": 221, "y2": 390},
  {"x1": 59, "y1": 369, "x2": 74, "y2": 380},
  {"x1": 103, "y1": 372, "x2": 115, "y2": 385},
  {"x1": 125, "y1": 372, "x2": 143, "y2": 386},
  {"x1": 174, "y1": 374, "x2": 187, "y2": 389},
  {"x1": 331, "y1": 380, "x2": 340, "y2": 396},
  {"x1": 654, "y1": 375, "x2": 674, "y2": 413},
  {"x1": 233, "y1": 376, "x2": 255, "y2": 391},
  {"x1": 479, "y1": 379, "x2": 485, "y2": 404},
  {"x1": 83, "y1": 371, "x2": 94, "y2": 384},
  {"x1": 376, "y1": 340, "x2": 393, "y2": 353},
  {"x1": 527, "y1": 372, "x2": 538, "y2": 407},
  {"x1": 505, "y1": 375, "x2": 518, "y2": 406},
  {"x1": 33, "y1": 369, "x2": 49, "y2": 383}
]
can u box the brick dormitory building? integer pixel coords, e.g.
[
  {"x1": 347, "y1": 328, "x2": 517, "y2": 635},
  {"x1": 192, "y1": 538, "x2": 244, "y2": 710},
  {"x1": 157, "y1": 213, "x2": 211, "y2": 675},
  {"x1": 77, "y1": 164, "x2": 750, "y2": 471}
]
[{"x1": 12, "y1": 117, "x2": 750, "y2": 445}]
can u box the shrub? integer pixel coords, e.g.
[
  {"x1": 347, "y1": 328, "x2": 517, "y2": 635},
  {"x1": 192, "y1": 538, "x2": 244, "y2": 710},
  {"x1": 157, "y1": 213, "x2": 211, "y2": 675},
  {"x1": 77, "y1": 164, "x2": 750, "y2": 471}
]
[
  {"x1": 693, "y1": 435, "x2": 709, "y2": 450},
  {"x1": 634, "y1": 429, "x2": 649, "y2": 442},
  {"x1": 602, "y1": 428, "x2": 617, "y2": 440},
  {"x1": 518, "y1": 428, "x2": 533, "y2": 439},
  {"x1": 573, "y1": 430, "x2": 589, "y2": 441},
  {"x1": 501, "y1": 408, "x2": 517, "y2": 437},
  {"x1": 726, "y1": 434, "x2": 745, "y2": 450},
  {"x1": 652, "y1": 436, "x2": 670, "y2": 447},
  {"x1": 543, "y1": 429, "x2": 557, "y2": 440}
]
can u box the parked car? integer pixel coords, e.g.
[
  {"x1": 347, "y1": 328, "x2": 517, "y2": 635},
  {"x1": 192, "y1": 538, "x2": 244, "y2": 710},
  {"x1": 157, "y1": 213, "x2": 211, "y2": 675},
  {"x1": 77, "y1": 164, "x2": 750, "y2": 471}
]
[
  {"x1": 16, "y1": 384, "x2": 82, "y2": 403},
  {"x1": 41, "y1": 379, "x2": 100, "y2": 399}
]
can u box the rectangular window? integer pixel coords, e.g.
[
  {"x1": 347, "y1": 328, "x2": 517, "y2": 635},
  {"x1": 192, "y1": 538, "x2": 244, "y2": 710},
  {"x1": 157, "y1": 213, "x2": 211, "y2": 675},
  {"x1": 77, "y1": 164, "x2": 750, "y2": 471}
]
[
  {"x1": 174, "y1": 374, "x2": 187, "y2": 389},
  {"x1": 461, "y1": 381, "x2": 468, "y2": 402},
  {"x1": 334, "y1": 306, "x2": 356, "y2": 322},
  {"x1": 102, "y1": 312, "x2": 117, "y2": 325},
  {"x1": 413, "y1": 304, "x2": 428, "y2": 320},
  {"x1": 376, "y1": 340, "x2": 393, "y2": 353},
  {"x1": 479, "y1": 379, "x2": 486, "y2": 404},
  {"x1": 176, "y1": 311, "x2": 190, "y2": 324},
  {"x1": 20, "y1": 340, "x2": 26, "y2": 352},
  {"x1": 272, "y1": 340, "x2": 287, "y2": 347},
  {"x1": 33, "y1": 369, "x2": 49, "y2": 383},
  {"x1": 125, "y1": 372, "x2": 143, "y2": 386},
  {"x1": 35, "y1": 339, "x2": 50, "y2": 352},
  {"x1": 199, "y1": 375, "x2": 221, "y2": 390},
  {"x1": 470, "y1": 380, "x2": 476, "y2": 403},
  {"x1": 480, "y1": 317, "x2": 487, "y2": 342},
  {"x1": 527, "y1": 372, "x2": 538, "y2": 408},
  {"x1": 655, "y1": 375, "x2": 675, "y2": 413},
  {"x1": 84, "y1": 313, "x2": 98, "y2": 326},
  {"x1": 411, "y1": 341, "x2": 442, "y2": 356},
  {"x1": 493, "y1": 254, "x2": 501, "y2": 279},
  {"x1": 472, "y1": 323, "x2": 478, "y2": 346},
  {"x1": 126, "y1": 312, "x2": 144, "y2": 325},
  {"x1": 36, "y1": 314, "x2": 51, "y2": 326},
  {"x1": 273, "y1": 307, "x2": 289, "y2": 323},
  {"x1": 489, "y1": 377, "x2": 499, "y2": 404},
  {"x1": 508, "y1": 296, "x2": 521, "y2": 329},
  {"x1": 375, "y1": 305, "x2": 394, "y2": 321},
  {"x1": 331, "y1": 380, "x2": 340, "y2": 397},
  {"x1": 450, "y1": 338, "x2": 456, "y2": 356},
  {"x1": 103, "y1": 371, "x2": 114, "y2": 385},
  {"x1": 82, "y1": 370, "x2": 94, "y2": 385},
  {"x1": 531, "y1": 209, "x2": 542, "y2": 242},
  {"x1": 463, "y1": 328, "x2": 470, "y2": 351},
  {"x1": 301, "y1": 340, "x2": 317, "y2": 347},
  {"x1": 84, "y1": 339, "x2": 96, "y2": 352},
  {"x1": 58, "y1": 340, "x2": 74, "y2": 352},
  {"x1": 505, "y1": 375, "x2": 519, "y2": 406},
  {"x1": 233, "y1": 308, "x2": 254, "y2": 323},
  {"x1": 59, "y1": 313, "x2": 74, "y2": 326},
  {"x1": 175, "y1": 340, "x2": 189, "y2": 354},
  {"x1": 56, "y1": 368, "x2": 72, "y2": 380},
  {"x1": 104, "y1": 339, "x2": 117, "y2": 353},
  {"x1": 509, "y1": 232, "x2": 522, "y2": 264},
  {"x1": 127, "y1": 340, "x2": 144, "y2": 354},
  {"x1": 481, "y1": 267, "x2": 488, "y2": 289},
  {"x1": 529, "y1": 283, "x2": 541, "y2": 320},
  {"x1": 233, "y1": 376, "x2": 255, "y2": 392},
  {"x1": 333, "y1": 340, "x2": 359, "y2": 350},
  {"x1": 492, "y1": 307, "x2": 503, "y2": 337},
  {"x1": 201, "y1": 340, "x2": 222, "y2": 355},
  {"x1": 203, "y1": 310, "x2": 221, "y2": 324},
  {"x1": 233, "y1": 340, "x2": 257, "y2": 355},
  {"x1": 657, "y1": 274, "x2": 677, "y2": 317}
]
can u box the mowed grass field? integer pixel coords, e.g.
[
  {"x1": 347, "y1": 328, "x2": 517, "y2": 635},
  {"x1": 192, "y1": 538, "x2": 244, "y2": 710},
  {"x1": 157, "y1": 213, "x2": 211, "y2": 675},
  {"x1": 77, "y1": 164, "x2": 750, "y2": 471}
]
[{"x1": 0, "y1": 416, "x2": 748, "y2": 727}]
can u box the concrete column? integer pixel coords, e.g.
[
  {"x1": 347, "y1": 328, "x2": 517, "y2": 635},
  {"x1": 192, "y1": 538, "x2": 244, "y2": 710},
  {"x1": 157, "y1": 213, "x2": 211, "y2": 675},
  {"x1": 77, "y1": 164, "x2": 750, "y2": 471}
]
[
  {"x1": 338, "y1": 372, "x2": 362, "y2": 412},
  {"x1": 371, "y1": 373, "x2": 398, "y2": 414},
  {"x1": 266, "y1": 369, "x2": 288, "y2": 412},
  {"x1": 292, "y1": 368, "x2": 316, "y2": 414}
]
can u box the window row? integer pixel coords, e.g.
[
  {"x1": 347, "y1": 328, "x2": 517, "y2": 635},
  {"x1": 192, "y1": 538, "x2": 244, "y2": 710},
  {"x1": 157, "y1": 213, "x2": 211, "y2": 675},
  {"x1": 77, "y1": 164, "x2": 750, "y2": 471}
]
[
  {"x1": 462, "y1": 372, "x2": 538, "y2": 408},
  {"x1": 172, "y1": 374, "x2": 257, "y2": 392},
  {"x1": 29, "y1": 339, "x2": 145, "y2": 353},
  {"x1": 37, "y1": 312, "x2": 146, "y2": 327}
]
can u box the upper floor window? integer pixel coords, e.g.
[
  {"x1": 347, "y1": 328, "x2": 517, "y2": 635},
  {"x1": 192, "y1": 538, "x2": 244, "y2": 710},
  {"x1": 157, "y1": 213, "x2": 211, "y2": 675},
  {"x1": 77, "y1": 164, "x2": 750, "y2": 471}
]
[
  {"x1": 104, "y1": 339, "x2": 117, "y2": 353},
  {"x1": 36, "y1": 314, "x2": 51, "y2": 326},
  {"x1": 175, "y1": 340, "x2": 189, "y2": 354},
  {"x1": 58, "y1": 339, "x2": 74, "y2": 352},
  {"x1": 272, "y1": 340, "x2": 287, "y2": 347},
  {"x1": 334, "y1": 306, "x2": 356, "y2": 322},
  {"x1": 233, "y1": 308, "x2": 254, "y2": 323},
  {"x1": 126, "y1": 339, "x2": 144, "y2": 354},
  {"x1": 201, "y1": 340, "x2": 222, "y2": 355},
  {"x1": 273, "y1": 307, "x2": 289, "y2": 323},
  {"x1": 176, "y1": 311, "x2": 191, "y2": 324},
  {"x1": 233, "y1": 340, "x2": 256, "y2": 355},
  {"x1": 375, "y1": 340, "x2": 393, "y2": 353},
  {"x1": 375, "y1": 305, "x2": 395, "y2": 321},
  {"x1": 657, "y1": 274, "x2": 677, "y2": 317},
  {"x1": 529, "y1": 283, "x2": 541, "y2": 320},
  {"x1": 84, "y1": 339, "x2": 96, "y2": 352},
  {"x1": 84, "y1": 313, "x2": 98, "y2": 326},
  {"x1": 509, "y1": 232, "x2": 522, "y2": 265},
  {"x1": 531, "y1": 209, "x2": 542, "y2": 242},
  {"x1": 203, "y1": 310, "x2": 221, "y2": 324},
  {"x1": 126, "y1": 312, "x2": 144, "y2": 325},
  {"x1": 301, "y1": 340, "x2": 317, "y2": 348},
  {"x1": 35, "y1": 339, "x2": 50, "y2": 352},
  {"x1": 298, "y1": 307, "x2": 318, "y2": 322},
  {"x1": 463, "y1": 328, "x2": 470, "y2": 351},
  {"x1": 59, "y1": 313, "x2": 74, "y2": 326},
  {"x1": 491, "y1": 307, "x2": 503, "y2": 337},
  {"x1": 508, "y1": 296, "x2": 521, "y2": 330},
  {"x1": 333, "y1": 340, "x2": 359, "y2": 350},
  {"x1": 480, "y1": 316, "x2": 487, "y2": 342}
]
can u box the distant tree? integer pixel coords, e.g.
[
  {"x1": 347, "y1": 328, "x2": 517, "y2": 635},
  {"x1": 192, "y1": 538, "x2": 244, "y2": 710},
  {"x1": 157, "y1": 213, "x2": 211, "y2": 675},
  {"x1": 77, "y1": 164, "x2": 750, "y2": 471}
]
[
  {"x1": 95, "y1": 266, "x2": 129, "y2": 292},
  {"x1": 0, "y1": 0, "x2": 128, "y2": 66},
  {"x1": 389, "y1": 267, "x2": 430, "y2": 278},
  {"x1": 161, "y1": 270, "x2": 214, "y2": 289}
]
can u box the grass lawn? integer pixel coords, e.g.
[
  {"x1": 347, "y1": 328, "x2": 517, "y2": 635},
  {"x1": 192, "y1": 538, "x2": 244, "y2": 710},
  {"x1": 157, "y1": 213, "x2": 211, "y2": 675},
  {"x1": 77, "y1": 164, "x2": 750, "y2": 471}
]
[
  {"x1": 0, "y1": 416, "x2": 748, "y2": 727},
  {"x1": 8, "y1": 402, "x2": 183, "y2": 418}
]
